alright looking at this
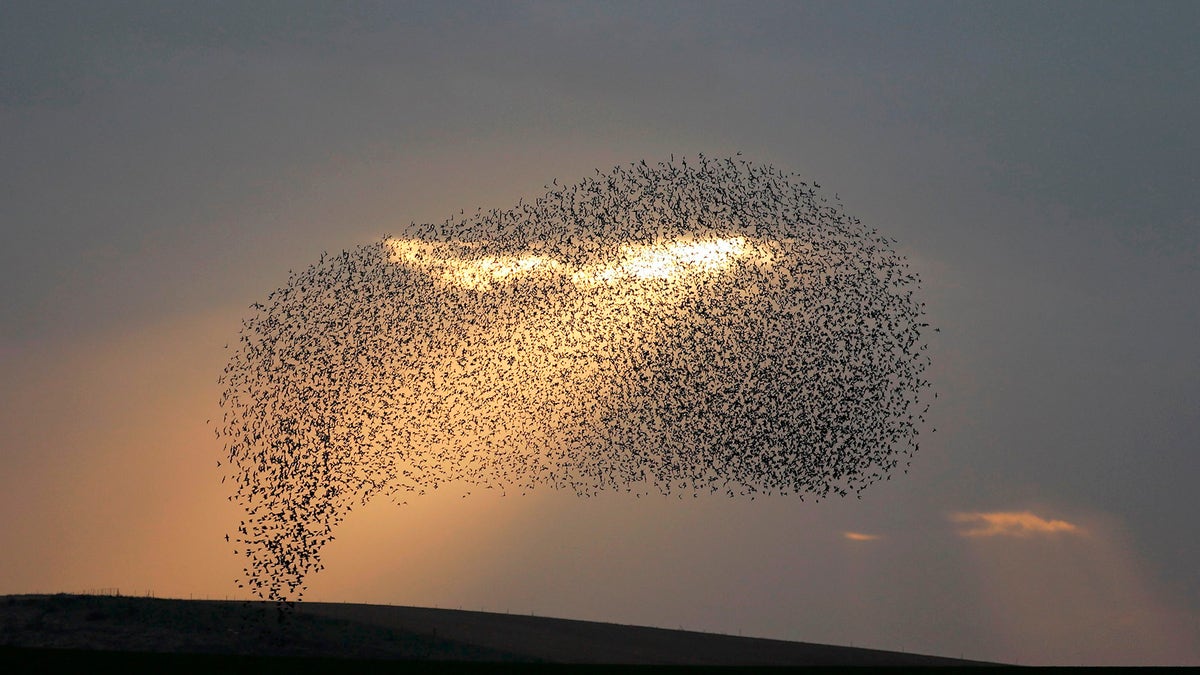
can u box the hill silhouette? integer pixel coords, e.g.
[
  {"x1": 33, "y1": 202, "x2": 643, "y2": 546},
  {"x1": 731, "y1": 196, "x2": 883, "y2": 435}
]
[{"x1": 1, "y1": 594, "x2": 999, "y2": 669}]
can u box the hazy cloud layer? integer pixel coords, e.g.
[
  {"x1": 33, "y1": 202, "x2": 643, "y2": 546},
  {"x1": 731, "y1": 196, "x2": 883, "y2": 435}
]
[{"x1": 2, "y1": 1, "x2": 1198, "y2": 665}]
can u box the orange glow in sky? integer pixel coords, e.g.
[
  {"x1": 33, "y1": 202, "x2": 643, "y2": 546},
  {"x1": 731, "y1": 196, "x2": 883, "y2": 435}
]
[
  {"x1": 384, "y1": 236, "x2": 772, "y2": 290},
  {"x1": 951, "y1": 511, "x2": 1084, "y2": 538}
]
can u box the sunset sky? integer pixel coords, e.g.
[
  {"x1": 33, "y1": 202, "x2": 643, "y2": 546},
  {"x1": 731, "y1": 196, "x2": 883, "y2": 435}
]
[{"x1": 2, "y1": 1, "x2": 1197, "y2": 665}]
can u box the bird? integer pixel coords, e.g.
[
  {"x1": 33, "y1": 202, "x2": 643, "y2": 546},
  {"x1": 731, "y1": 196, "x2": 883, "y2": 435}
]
[{"x1": 216, "y1": 155, "x2": 935, "y2": 603}]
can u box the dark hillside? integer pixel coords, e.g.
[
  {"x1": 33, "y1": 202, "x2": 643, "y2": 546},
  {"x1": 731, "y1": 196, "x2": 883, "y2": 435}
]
[{"x1": 1, "y1": 594, "x2": 1001, "y2": 667}]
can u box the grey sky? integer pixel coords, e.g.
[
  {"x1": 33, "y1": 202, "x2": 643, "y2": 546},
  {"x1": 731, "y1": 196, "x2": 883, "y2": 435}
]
[{"x1": 2, "y1": 1, "x2": 1197, "y2": 664}]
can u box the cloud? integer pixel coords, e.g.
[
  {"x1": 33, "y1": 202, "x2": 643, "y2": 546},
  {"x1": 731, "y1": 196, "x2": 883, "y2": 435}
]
[
  {"x1": 951, "y1": 511, "x2": 1084, "y2": 538},
  {"x1": 843, "y1": 531, "x2": 881, "y2": 541}
]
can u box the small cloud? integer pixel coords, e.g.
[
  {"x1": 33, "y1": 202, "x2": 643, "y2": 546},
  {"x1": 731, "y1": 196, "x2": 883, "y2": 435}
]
[
  {"x1": 951, "y1": 511, "x2": 1084, "y2": 538},
  {"x1": 843, "y1": 531, "x2": 881, "y2": 541}
]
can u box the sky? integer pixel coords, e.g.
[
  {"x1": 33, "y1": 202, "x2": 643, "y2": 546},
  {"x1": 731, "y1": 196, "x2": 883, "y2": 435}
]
[{"x1": 2, "y1": 0, "x2": 1198, "y2": 665}]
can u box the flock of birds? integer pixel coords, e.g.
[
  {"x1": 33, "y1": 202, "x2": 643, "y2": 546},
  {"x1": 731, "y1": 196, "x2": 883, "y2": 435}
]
[{"x1": 216, "y1": 155, "x2": 934, "y2": 602}]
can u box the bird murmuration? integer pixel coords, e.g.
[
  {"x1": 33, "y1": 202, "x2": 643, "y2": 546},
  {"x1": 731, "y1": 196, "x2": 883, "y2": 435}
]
[{"x1": 216, "y1": 155, "x2": 934, "y2": 601}]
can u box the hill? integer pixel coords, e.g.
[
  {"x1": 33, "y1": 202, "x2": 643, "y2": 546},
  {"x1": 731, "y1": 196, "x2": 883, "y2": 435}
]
[{"x1": 1, "y1": 594, "x2": 1001, "y2": 669}]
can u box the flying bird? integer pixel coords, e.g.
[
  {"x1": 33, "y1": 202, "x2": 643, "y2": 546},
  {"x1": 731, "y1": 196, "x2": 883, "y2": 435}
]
[{"x1": 216, "y1": 155, "x2": 935, "y2": 602}]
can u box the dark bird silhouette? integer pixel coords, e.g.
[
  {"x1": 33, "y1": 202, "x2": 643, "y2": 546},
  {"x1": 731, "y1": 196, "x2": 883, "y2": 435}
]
[{"x1": 216, "y1": 155, "x2": 936, "y2": 603}]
